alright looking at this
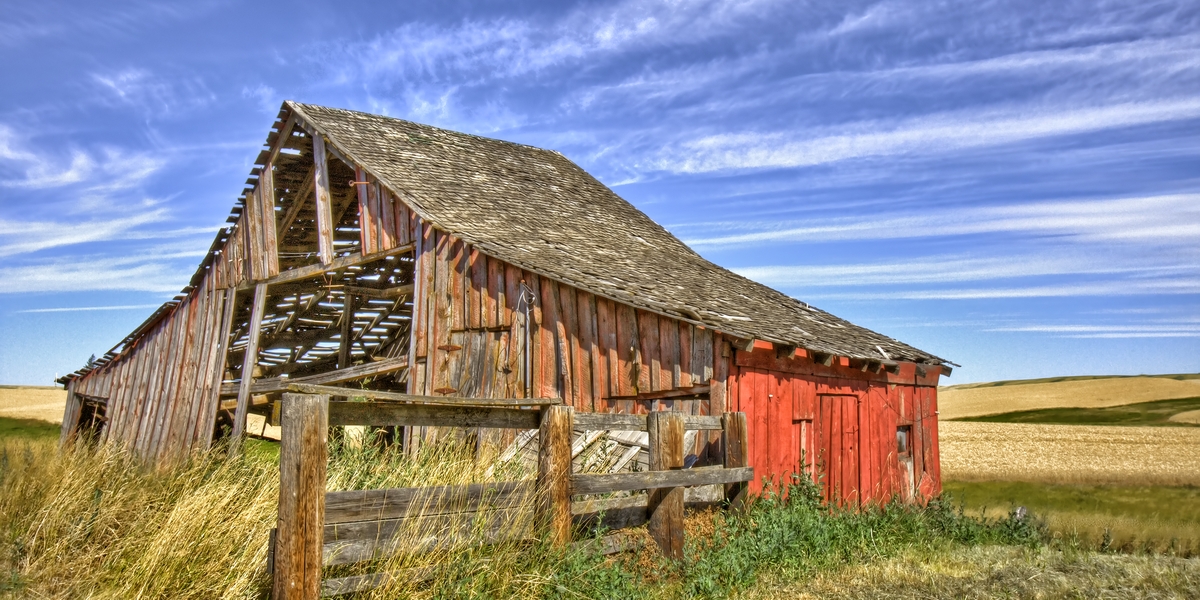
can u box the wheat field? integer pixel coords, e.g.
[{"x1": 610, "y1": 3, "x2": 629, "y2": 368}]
[
  {"x1": 939, "y1": 421, "x2": 1200, "y2": 485},
  {"x1": 938, "y1": 376, "x2": 1200, "y2": 419},
  {"x1": 0, "y1": 386, "x2": 66, "y2": 424}
]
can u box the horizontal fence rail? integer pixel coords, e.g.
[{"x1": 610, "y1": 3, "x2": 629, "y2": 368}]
[{"x1": 573, "y1": 412, "x2": 723, "y2": 431}]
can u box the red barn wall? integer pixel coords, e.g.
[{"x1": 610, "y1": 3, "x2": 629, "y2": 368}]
[{"x1": 732, "y1": 344, "x2": 942, "y2": 504}]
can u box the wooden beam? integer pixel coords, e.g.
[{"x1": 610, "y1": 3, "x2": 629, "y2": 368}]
[
  {"x1": 342, "y1": 284, "x2": 413, "y2": 299},
  {"x1": 338, "y1": 292, "x2": 354, "y2": 370},
  {"x1": 322, "y1": 506, "x2": 528, "y2": 567},
  {"x1": 572, "y1": 412, "x2": 723, "y2": 432},
  {"x1": 607, "y1": 385, "x2": 710, "y2": 401},
  {"x1": 220, "y1": 356, "x2": 411, "y2": 396},
  {"x1": 569, "y1": 466, "x2": 754, "y2": 496},
  {"x1": 277, "y1": 161, "x2": 316, "y2": 237},
  {"x1": 284, "y1": 383, "x2": 558, "y2": 406},
  {"x1": 325, "y1": 481, "x2": 532, "y2": 525},
  {"x1": 237, "y1": 243, "x2": 414, "y2": 291},
  {"x1": 312, "y1": 135, "x2": 335, "y2": 264},
  {"x1": 327, "y1": 402, "x2": 540, "y2": 429},
  {"x1": 231, "y1": 282, "x2": 268, "y2": 447}
]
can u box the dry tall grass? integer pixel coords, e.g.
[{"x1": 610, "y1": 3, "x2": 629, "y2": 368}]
[
  {"x1": 938, "y1": 377, "x2": 1200, "y2": 419},
  {"x1": 939, "y1": 422, "x2": 1200, "y2": 486},
  {"x1": 0, "y1": 434, "x2": 534, "y2": 599},
  {"x1": 0, "y1": 387, "x2": 66, "y2": 424}
]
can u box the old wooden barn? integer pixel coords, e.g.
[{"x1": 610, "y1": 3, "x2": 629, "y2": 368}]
[{"x1": 59, "y1": 101, "x2": 953, "y2": 505}]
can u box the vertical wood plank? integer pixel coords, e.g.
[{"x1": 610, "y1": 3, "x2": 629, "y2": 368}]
[
  {"x1": 538, "y1": 277, "x2": 565, "y2": 401},
  {"x1": 678, "y1": 323, "x2": 692, "y2": 389},
  {"x1": 378, "y1": 183, "x2": 396, "y2": 250},
  {"x1": 614, "y1": 302, "x2": 640, "y2": 398},
  {"x1": 200, "y1": 288, "x2": 238, "y2": 449},
  {"x1": 594, "y1": 297, "x2": 616, "y2": 405},
  {"x1": 59, "y1": 381, "x2": 81, "y2": 445},
  {"x1": 261, "y1": 163, "x2": 280, "y2": 276},
  {"x1": 537, "y1": 405, "x2": 573, "y2": 547},
  {"x1": 530, "y1": 274, "x2": 551, "y2": 399},
  {"x1": 637, "y1": 310, "x2": 661, "y2": 392},
  {"x1": 392, "y1": 191, "x2": 410, "y2": 246},
  {"x1": 430, "y1": 231, "x2": 452, "y2": 396},
  {"x1": 468, "y1": 248, "x2": 486, "y2": 329},
  {"x1": 558, "y1": 284, "x2": 585, "y2": 409},
  {"x1": 722, "y1": 411, "x2": 749, "y2": 510},
  {"x1": 504, "y1": 263, "x2": 522, "y2": 329},
  {"x1": 232, "y1": 282, "x2": 268, "y2": 447},
  {"x1": 312, "y1": 135, "x2": 335, "y2": 265},
  {"x1": 658, "y1": 315, "x2": 679, "y2": 391},
  {"x1": 354, "y1": 168, "x2": 374, "y2": 253},
  {"x1": 338, "y1": 292, "x2": 354, "y2": 369},
  {"x1": 577, "y1": 291, "x2": 601, "y2": 411},
  {"x1": 273, "y1": 393, "x2": 328, "y2": 600},
  {"x1": 487, "y1": 255, "x2": 505, "y2": 329},
  {"x1": 648, "y1": 411, "x2": 685, "y2": 560},
  {"x1": 449, "y1": 238, "x2": 467, "y2": 332}
]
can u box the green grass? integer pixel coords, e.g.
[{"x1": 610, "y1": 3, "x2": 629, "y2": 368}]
[
  {"x1": 0, "y1": 417, "x2": 58, "y2": 441},
  {"x1": 943, "y1": 372, "x2": 1200, "y2": 390},
  {"x1": 944, "y1": 480, "x2": 1200, "y2": 555},
  {"x1": 954, "y1": 395, "x2": 1200, "y2": 426}
]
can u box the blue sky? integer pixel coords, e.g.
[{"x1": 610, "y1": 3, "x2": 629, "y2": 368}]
[{"x1": 1, "y1": 0, "x2": 1197, "y2": 386}]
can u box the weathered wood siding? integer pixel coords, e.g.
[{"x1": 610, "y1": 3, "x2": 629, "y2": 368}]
[
  {"x1": 68, "y1": 270, "x2": 234, "y2": 461},
  {"x1": 406, "y1": 225, "x2": 721, "y2": 416}
]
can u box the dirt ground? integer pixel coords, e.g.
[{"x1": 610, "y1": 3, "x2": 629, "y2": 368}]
[
  {"x1": 0, "y1": 385, "x2": 66, "y2": 424},
  {"x1": 938, "y1": 376, "x2": 1200, "y2": 419},
  {"x1": 939, "y1": 421, "x2": 1200, "y2": 486}
]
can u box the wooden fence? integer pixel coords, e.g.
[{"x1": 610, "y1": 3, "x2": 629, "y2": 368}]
[{"x1": 268, "y1": 386, "x2": 752, "y2": 599}]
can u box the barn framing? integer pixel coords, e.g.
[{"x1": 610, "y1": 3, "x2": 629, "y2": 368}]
[{"x1": 59, "y1": 101, "x2": 953, "y2": 505}]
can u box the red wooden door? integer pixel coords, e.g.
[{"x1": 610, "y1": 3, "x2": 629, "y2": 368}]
[
  {"x1": 817, "y1": 394, "x2": 860, "y2": 506},
  {"x1": 737, "y1": 367, "x2": 800, "y2": 495}
]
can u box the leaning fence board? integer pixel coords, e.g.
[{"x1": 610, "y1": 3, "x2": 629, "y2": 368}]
[
  {"x1": 323, "y1": 506, "x2": 531, "y2": 566},
  {"x1": 573, "y1": 412, "x2": 723, "y2": 432},
  {"x1": 570, "y1": 466, "x2": 753, "y2": 496},
  {"x1": 328, "y1": 402, "x2": 541, "y2": 429},
  {"x1": 325, "y1": 481, "x2": 533, "y2": 524}
]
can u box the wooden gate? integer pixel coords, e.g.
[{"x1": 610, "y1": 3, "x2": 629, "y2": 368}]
[{"x1": 269, "y1": 384, "x2": 753, "y2": 599}]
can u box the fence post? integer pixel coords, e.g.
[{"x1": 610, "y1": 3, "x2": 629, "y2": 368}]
[
  {"x1": 537, "y1": 404, "x2": 573, "y2": 546},
  {"x1": 648, "y1": 411, "x2": 685, "y2": 559},
  {"x1": 722, "y1": 412, "x2": 748, "y2": 510},
  {"x1": 273, "y1": 393, "x2": 329, "y2": 600}
]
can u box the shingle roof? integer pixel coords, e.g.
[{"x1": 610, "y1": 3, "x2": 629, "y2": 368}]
[{"x1": 291, "y1": 101, "x2": 948, "y2": 366}]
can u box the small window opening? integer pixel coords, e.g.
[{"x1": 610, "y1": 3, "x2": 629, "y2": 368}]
[{"x1": 896, "y1": 425, "x2": 912, "y2": 457}]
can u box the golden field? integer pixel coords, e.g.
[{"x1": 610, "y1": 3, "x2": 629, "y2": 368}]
[
  {"x1": 938, "y1": 376, "x2": 1200, "y2": 419},
  {"x1": 0, "y1": 386, "x2": 65, "y2": 424},
  {"x1": 1170, "y1": 409, "x2": 1200, "y2": 424},
  {"x1": 939, "y1": 421, "x2": 1200, "y2": 486}
]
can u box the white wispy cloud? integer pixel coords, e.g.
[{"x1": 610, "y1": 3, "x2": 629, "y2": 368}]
[
  {"x1": 650, "y1": 98, "x2": 1200, "y2": 174},
  {"x1": 734, "y1": 255, "x2": 1198, "y2": 288},
  {"x1": 90, "y1": 68, "x2": 215, "y2": 118},
  {"x1": 17, "y1": 304, "x2": 164, "y2": 314},
  {"x1": 683, "y1": 193, "x2": 1200, "y2": 247},
  {"x1": 0, "y1": 253, "x2": 197, "y2": 293},
  {"x1": 0, "y1": 124, "x2": 166, "y2": 192},
  {"x1": 805, "y1": 279, "x2": 1200, "y2": 301}
]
